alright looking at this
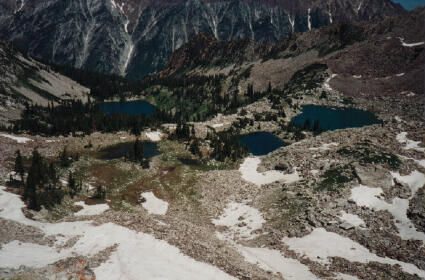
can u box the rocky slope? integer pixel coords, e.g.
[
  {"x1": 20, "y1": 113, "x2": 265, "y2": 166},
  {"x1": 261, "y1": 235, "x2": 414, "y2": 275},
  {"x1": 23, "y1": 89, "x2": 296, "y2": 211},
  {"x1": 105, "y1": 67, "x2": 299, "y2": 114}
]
[
  {"x1": 0, "y1": 38, "x2": 89, "y2": 125},
  {"x1": 159, "y1": 7, "x2": 424, "y2": 100},
  {"x1": 0, "y1": 0, "x2": 403, "y2": 78}
]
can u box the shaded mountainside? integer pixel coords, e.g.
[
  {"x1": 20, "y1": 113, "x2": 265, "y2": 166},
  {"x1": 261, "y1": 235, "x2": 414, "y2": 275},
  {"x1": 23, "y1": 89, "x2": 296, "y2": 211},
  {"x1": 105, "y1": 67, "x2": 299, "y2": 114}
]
[
  {"x1": 159, "y1": 7, "x2": 424, "y2": 99},
  {"x1": 0, "y1": 37, "x2": 89, "y2": 124},
  {"x1": 0, "y1": 0, "x2": 403, "y2": 78}
]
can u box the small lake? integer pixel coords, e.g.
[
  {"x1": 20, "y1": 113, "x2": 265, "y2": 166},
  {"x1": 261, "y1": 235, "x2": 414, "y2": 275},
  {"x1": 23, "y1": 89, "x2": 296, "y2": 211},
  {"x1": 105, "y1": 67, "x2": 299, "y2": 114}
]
[
  {"x1": 291, "y1": 105, "x2": 381, "y2": 131},
  {"x1": 239, "y1": 132, "x2": 287, "y2": 156},
  {"x1": 96, "y1": 142, "x2": 160, "y2": 160},
  {"x1": 100, "y1": 100, "x2": 156, "y2": 116}
]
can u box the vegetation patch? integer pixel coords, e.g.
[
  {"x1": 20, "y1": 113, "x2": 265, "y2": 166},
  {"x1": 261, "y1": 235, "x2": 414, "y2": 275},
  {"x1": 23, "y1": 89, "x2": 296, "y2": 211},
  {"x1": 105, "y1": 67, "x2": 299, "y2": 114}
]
[
  {"x1": 316, "y1": 165, "x2": 355, "y2": 192},
  {"x1": 337, "y1": 143, "x2": 401, "y2": 169}
]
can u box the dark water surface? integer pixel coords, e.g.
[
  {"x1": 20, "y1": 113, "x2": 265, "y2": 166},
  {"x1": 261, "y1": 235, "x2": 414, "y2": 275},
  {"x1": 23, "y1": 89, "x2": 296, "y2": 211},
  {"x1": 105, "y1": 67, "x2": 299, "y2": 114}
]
[
  {"x1": 239, "y1": 132, "x2": 287, "y2": 156},
  {"x1": 100, "y1": 100, "x2": 156, "y2": 116},
  {"x1": 292, "y1": 105, "x2": 381, "y2": 131},
  {"x1": 97, "y1": 142, "x2": 159, "y2": 160}
]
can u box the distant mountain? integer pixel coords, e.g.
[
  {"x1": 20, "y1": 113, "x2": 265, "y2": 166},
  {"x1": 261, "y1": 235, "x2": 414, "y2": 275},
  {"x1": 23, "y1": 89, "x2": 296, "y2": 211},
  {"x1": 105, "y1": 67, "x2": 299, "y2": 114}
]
[
  {"x1": 159, "y1": 7, "x2": 424, "y2": 98},
  {"x1": 0, "y1": 0, "x2": 404, "y2": 79}
]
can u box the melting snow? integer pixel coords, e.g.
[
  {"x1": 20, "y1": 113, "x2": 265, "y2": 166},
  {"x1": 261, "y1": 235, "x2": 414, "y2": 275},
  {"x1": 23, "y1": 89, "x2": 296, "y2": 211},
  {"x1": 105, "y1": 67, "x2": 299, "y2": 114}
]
[
  {"x1": 339, "y1": 210, "x2": 365, "y2": 227},
  {"x1": 212, "y1": 123, "x2": 224, "y2": 128},
  {"x1": 74, "y1": 201, "x2": 109, "y2": 216},
  {"x1": 335, "y1": 273, "x2": 360, "y2": 280},
  {"x1": 239, "y1": 157, "x2": 300, "y2": 186},
  {"x1": 0, "y1": 133, "x2": 32, "y2": 143},
  {"x1": 323, "y1": 74, "x2": 338, "y2": 91},
  {"x1": 309, "y1": 142, "x2": 339, "y2": 151},
  {"x1": 237, "y1": 246, "x2": 319, "y2": 279},
  {"x1": 140, "y1": 191, "x2": 168, "y2": 215},
  {"x1": 396, "y1": 73, "x2": 405, "y2": 77},
  {"x1": 145, "y1": 131, "x2": 162, "y2": 142},
  {"x1": 212, "y1": 202, "x2": 264, "y2": 240},
  {"x1": 350, "y1": 170, "x2": 425, "y2": 241},
  {"x1": 398, "y1": 37, "x2": 424, "y2": 47},
  {"x1": 0, "y1": 187, "x2": 234, "y2": 279},
  {"x1": 283, "y1": 228, "x2": 425, "y2": 278},
  {"x1": 353, "y1": 75, "x2": 362, "y2": 78},
  {"x1": 396, "y1": 132, "x2": 425, "y2": 152}
]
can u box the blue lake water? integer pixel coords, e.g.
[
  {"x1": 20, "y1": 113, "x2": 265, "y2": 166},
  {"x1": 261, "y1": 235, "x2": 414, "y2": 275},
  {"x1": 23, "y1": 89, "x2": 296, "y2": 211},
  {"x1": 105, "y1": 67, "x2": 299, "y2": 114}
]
[
  {"x1": 291, "y1": 105, "x2": 381, "y2": 131},
  {"x1": 239, "y1": 132, "x2": 287, "y2": 156},
  {"x1": 100, "y1": 101, "x2": 156, "y2": 116},
  {"x1": 97, "y1": 142, "x2": 159, "y2": 160}
]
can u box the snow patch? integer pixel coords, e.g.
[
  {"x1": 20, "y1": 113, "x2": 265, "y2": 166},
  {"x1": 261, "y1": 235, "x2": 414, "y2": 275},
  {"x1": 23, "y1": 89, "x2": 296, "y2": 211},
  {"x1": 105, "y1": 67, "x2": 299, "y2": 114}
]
[
  {"x1": 309, "y1": 142, "x2": 339, "y2": 151},
  {"x1": 74, "y1": 201, "x2": 109, "y2": 216},
  {"x1": 339, "y1": 210, "x2": 365, "y2": 227},
  {"x1": 350, "y1": 178, "x2": 425, "y2": 241},
  {"x1": 352, "y1": 75, "x2": 362, "y2": 79},
  {"x1": 396, "y1": 73, "x2": 405, "y2": 77},
  {"x1": 237, "y1": 246, "x2": 319, "y2": 279},
  {"x1": 140, "y1": 191, "x2": 168, "y2": 215},
  {"x1": 212, "y1": 123, "x2": 224, "y2": 128},
  {"x1": 283, "y1": 228, "x2": 425, "y2": 277},
  {"x1": 212, "y1": 202, "x2": 264, "y2": 240},
  {"x1": 0, "y1": 187, "x2": 234, "y2": 279},
  {"x1": 396, "y1": 132, "x2": 424, "y2": 152},
  {"x1": 335, "y1": 273, "x2": 360, "y2": 280},
  {"x1": 399, "y1": 37, "x2": 424, "y2": 47},
  {"x1": 239, "y1": 157, "x2": 300, "y2": 186},
  {"x1": 0, "y1": 133, "x2": 32, "y2": 143},
  {"x1": 145, "y1": 131, "x2": 162, "y2": 142},
  {"x1": 323, "y1": 74, "x2": 338, "y2": 91}
]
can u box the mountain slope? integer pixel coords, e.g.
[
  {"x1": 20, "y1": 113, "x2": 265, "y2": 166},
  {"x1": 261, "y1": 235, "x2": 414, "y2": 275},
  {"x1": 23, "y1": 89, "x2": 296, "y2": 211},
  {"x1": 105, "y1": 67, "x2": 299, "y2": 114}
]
[
  {"x1": 0, "y1": 0, "x2": 404, "y2": 78},
  {"x1": 158, "y1": 7, "x2": 423, "y2": 99},
  {"x1": 0, "y1": 38, "x2": 89, "y2": 124}
]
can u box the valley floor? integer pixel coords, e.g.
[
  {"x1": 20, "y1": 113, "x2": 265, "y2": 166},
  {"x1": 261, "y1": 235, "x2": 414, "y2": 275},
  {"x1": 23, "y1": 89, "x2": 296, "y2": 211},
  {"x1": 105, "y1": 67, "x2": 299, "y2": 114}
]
[{"x1": 0, "y1": 82, "x2": 424, "y2": 280}]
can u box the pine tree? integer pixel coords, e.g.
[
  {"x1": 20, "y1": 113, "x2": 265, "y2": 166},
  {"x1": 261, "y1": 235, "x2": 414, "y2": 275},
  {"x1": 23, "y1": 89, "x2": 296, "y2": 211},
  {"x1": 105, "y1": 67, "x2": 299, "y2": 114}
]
[
  {"x1": 68, "y1": 172, "x2": 76, "y2": 198},
  {"x1": 60, "y1": 147, "x2": 70, "y2": 168},
  {"x1": 134, "y1": 139, "x2": 144, "y2": 163},
  {"x1": 14, "y1": 150, "x2": 25, "y2": 183}
]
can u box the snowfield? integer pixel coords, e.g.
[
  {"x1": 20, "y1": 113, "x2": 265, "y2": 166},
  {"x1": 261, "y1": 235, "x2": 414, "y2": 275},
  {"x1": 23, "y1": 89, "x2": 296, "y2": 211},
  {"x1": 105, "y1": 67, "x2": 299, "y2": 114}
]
[
  {"x1": 283, "y1": 228, "x2": 425, "y2": 278},
  {"x1": 239, "y1": 157, "x2": 300, "y2": 186},
  {"x1": 0, "y1": 186, "x2": 234, "y2": 279},
  {"x1": 396, "y1": 132, "x2": 425, "y2": 152},
  {"x1": 237, "y1": 245, "x2": 319, "y2": 279},
  {"x1": 212, "y1": 202, "x2": 265, "y2": 240},
  {"x1": 350, "y1": 170, "x2": 425, "y2": 241},
  {"x1": 140, "y1": 191, "x2": 169, "y2": 215},
  {"x1": 0, "y1": 133, "x2": 32, "y2": 143},
  {"x1": 74, "y1": 201, "x2": 109, "y2": 216}
]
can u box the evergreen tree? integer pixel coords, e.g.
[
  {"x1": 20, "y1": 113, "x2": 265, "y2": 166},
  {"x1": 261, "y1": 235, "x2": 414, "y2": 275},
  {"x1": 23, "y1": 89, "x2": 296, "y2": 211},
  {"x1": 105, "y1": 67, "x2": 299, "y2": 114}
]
[
  {"x1": 14, "y1": 150, "x2": 25, "y2": 183},
  {"x1": 59, "y1": 147, "x2": 70, "y2": 168},
  {"x1": 134, "y1": 139, "x2": 144, "y2": 163},
  {"x1": 68, "y1": 172, "x2": 76, "y2": 198}
]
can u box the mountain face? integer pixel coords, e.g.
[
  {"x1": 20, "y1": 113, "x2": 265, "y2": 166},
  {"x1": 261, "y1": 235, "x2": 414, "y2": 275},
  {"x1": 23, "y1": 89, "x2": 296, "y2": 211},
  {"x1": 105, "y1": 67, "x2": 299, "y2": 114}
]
[
  {"x1": 0, "y1": 37, "x2": 89, "y2": 124},
  {"x1": 160, "y1": 7, "x2": 424, "y2": 99},
  {"x1": 0, "y1": 0, "x2": 403, "y2": 79}
]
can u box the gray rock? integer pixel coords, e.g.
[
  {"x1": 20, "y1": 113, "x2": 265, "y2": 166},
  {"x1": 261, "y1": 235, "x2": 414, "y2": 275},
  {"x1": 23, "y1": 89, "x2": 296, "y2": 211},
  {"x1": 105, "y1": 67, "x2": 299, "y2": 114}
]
[{"x1": 354, "y1": 164, "x2": 393, "y2": 189}]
